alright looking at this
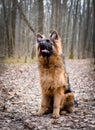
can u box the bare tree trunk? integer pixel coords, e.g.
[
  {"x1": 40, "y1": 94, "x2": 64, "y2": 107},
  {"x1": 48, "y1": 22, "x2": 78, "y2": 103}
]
[
  {"x1": 1, "y1": 0, "x2": 10, "y2": 57},
  {"x1": 83, "y1": 0, "x2": 90, "y2": 58},
  {"x1": 70, "y1": 0, "x2": 78, "y2": 59},
  {"x1": 38, "y1": 0, "x2": 44, "y2": 33},
  {"x1": 1, "y1": 0, "x2": 17, "y2": 57},
  {"x1": 65, "y1": 0, "x2": 73, "y2": 58},
  {"x1": 93, "y1": 0, "x2": 95, "y2": 66},
  {"x1": 11, "y1": 0, "x2": 17, "y2": 55},
  {"x1": 78, "y1": 1, "x2": 82, "y2": 59}
]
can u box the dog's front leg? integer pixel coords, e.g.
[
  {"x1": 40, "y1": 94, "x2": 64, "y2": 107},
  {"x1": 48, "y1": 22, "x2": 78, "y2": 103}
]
[
  {"x1": 36, "y1": 94, "x2": 48, "y2": 116},
  {"x1": 53, "y1": 87, "x2": 63, "y2": 118}
]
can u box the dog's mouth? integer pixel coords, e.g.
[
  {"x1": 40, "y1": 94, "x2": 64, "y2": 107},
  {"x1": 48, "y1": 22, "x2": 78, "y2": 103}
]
[
  {"x1": 41, "y1": 49, "x2": 49, "y2": 53},
  {"x1": 40, "y1": 48, "x2": 51, "y2": 57}
]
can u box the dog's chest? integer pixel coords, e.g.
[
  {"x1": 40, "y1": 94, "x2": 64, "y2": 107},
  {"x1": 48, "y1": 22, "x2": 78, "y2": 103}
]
[
  {"x1": 40, "y1": 68, "x2": 54, "y2": 86},
  {"x1": 40, "y1": 67, "x2": 66, "y2": 94},
  {"x1": 40, "y1": 69, "x2": 55, "y2": 94}
]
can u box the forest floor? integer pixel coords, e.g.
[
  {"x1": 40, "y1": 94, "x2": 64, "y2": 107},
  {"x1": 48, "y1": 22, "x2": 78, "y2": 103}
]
[{"x1": 0, "y1": 59, "x2": 95, "y2": 130}]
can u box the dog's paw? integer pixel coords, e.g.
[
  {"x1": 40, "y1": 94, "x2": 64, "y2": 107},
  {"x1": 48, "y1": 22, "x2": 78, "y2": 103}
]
[
  {"x1": 52, "y1": 113, "x2": 60, "y2": 118},
  {"x1": 35, "y1": 111, "x2": 43, "y2": 116}
]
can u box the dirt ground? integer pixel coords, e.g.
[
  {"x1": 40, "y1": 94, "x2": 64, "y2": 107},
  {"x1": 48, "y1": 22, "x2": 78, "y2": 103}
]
[{"x1": 0, "y1": 59, "x2": 95, "y2": 130}]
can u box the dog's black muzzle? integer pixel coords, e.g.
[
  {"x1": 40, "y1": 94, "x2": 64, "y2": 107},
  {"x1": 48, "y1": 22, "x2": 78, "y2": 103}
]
[{"x1": 38, "y1": 39, "x2": 53, "y2": 57}]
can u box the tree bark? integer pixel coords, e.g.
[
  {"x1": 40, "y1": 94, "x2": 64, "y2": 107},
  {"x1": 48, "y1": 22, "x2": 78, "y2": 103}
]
[
  {"x1": 38, "y1": 0, "x2": 44, "y2": 33},
  {"x1": 11, "y1": 0, "x2": 17, "y2": 54},
  {"x1": 70, "y1": 0, "x2": 79, "y2": 59},
  {"x1": 1, "y1": 0, "x2": 10, "y2": 57},
  {"x1": 93, "y1": 0, "x2": 95, "y2": 65}
]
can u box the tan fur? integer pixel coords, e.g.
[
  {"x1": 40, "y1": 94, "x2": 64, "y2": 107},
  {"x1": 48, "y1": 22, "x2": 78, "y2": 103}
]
[{"x1": 36, "y1": 31, "x2": 74, "y2": 118}]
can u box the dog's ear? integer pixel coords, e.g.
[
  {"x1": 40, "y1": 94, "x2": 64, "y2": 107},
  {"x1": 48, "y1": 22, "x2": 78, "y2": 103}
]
[
  {"x1": 37, "y1": 33, "x2": 44, "y2": 42},
  {"x1": 50, "y1": 30, "x2": 59, "y2": 41}
]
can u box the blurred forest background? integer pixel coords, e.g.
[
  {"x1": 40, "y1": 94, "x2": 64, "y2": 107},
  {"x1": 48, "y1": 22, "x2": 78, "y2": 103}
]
[{"x1": 0, "y1": 0, "x2": 95, "y2": 61}]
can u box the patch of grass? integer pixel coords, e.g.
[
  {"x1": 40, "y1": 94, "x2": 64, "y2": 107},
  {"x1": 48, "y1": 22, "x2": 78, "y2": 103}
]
[
  {"x1": 0, "y1": 57, "x2": 36, "y2": 64},
  {"x1": 69, "y1": 54, "x2": 74, "y2": 59}
]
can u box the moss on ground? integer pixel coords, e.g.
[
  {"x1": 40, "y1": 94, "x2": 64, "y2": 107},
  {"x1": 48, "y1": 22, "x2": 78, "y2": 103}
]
[{"x1": 0, "y1": 57, "x2": 36, "y2": 64}]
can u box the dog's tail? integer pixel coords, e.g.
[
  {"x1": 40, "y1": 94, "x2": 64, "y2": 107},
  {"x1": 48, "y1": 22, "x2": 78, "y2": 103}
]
[
  {"x1": 66, "y1": 77, "x2": 78, "y2": 107},
  {"x1": 61, "y1": 55, "x2": 78, "y2": 108},
  {"x1": 74, "y1": 100, "x2": 78, "y2": 107}
]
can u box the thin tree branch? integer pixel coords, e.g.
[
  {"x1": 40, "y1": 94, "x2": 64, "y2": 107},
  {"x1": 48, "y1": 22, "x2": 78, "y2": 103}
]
[{"x1": 17, "y1": 3, "x2": 36, "y2": 35}]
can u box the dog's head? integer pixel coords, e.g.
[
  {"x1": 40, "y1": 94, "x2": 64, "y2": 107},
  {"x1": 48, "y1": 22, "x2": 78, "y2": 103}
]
[{"x1": 36, "y1": 30, "x2": 62, "y2": 57}]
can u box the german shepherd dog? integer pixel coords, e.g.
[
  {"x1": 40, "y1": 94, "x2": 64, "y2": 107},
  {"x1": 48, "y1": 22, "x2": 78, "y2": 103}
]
[{"x1": 36, "y1": 30, "x2": 75, "y2": 118}]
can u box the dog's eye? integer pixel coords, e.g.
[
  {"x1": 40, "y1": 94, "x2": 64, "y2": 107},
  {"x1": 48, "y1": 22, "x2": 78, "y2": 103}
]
[{"x1": 51, "y1": 41, "x2": 55, "y2": 46}]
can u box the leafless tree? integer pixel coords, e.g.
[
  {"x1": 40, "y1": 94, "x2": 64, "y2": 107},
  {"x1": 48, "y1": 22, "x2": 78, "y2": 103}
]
[{"x1": 0, "y1": 0, "x2": 94, "y2": 60}]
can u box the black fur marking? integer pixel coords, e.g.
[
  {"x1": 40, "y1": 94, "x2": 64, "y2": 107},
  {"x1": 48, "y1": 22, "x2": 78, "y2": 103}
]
[
  {"x1": 74, "y1": 100, "x2": 78, "y2": 107},
  {"x1": 65, "y1": 76, "x2": 72, "y2": 94}
]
